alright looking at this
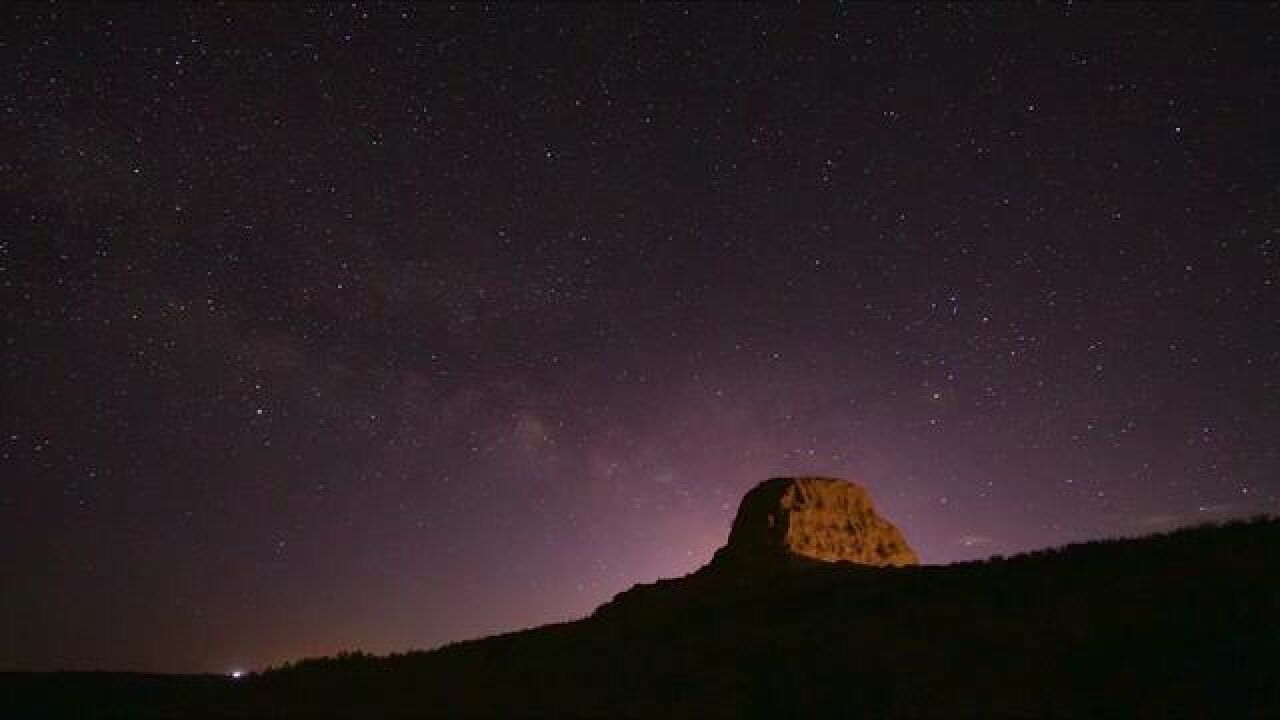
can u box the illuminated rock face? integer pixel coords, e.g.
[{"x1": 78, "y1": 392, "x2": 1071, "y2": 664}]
[{"x1": 724, "y1": 477, "x2": 918, "y2": 566}]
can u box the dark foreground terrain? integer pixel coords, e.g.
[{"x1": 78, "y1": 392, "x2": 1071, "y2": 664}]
[{"x1": 5, "y1": 518, "x2": 1279, "y2": 718}]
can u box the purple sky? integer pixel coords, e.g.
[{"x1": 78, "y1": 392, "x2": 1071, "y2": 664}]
[{"x1": 2, "y1": 3, "x2": 1277, "y2": 673}]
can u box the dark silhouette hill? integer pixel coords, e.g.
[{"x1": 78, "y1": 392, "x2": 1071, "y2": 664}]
[{"x1": 4, "y1": 478, "x2": 1279, "y2": 718}]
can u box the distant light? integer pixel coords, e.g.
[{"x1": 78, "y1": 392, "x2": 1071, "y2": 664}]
[{"x1": 230, "y1": 670, "x2": 246, "y2": 679}]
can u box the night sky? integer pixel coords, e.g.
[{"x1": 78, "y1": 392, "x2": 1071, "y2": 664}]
[{"x1": 3, "y1": 3, "x2": 1278, "y2": 674}]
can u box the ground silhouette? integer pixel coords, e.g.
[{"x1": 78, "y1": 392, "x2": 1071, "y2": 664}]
[{"x1": 4, "y1": 513, "x2": 1278, "y2": 717}]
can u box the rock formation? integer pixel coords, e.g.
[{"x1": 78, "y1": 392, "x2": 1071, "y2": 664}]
[{"x1": 719, "y1": 476, "x2": 917, "y2": 566}]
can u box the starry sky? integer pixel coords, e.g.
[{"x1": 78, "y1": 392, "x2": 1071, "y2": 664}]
[{"x1": 2, "y1": 3, "x2": 1278, "y2": 674}]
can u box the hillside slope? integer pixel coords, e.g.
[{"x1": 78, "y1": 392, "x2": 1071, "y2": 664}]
[{"x1": 6, "y1": 517, "x2": 1279, "y2": 718}]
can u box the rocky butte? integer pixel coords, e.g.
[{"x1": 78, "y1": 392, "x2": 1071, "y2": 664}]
[
  {"x1": 717, "y1": 476, "x2": 918, "y2": 567},
  {"x1": 602, "y1": 476, "x2": 918, "y2": 615}
]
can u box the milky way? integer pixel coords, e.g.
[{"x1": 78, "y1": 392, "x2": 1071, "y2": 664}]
[{"x1": 2, "y1": 3, "x2": 1277, "y2": 673}]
